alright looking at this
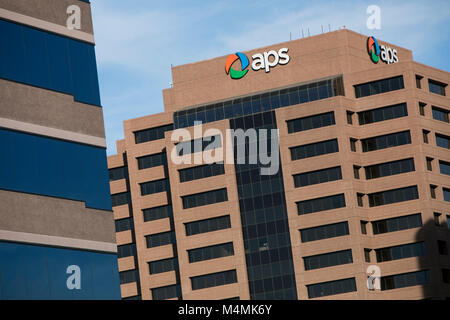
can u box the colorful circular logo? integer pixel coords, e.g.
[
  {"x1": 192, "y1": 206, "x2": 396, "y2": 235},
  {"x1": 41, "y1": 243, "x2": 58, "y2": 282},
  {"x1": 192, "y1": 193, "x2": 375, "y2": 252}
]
[
  {"x1": 367, "y1": 36, "x2": 380, "y2": 64},
  {"x1": 225, "y1": 52, "x2": 249, "y2": 79}
]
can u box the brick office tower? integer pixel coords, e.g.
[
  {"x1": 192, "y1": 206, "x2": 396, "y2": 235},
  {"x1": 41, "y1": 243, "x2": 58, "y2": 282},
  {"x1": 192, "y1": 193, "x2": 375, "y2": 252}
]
[
  {"x1": 109, "y1": 29, "x2": 450, "y2": 300},
  {"x1": 0, "y1": 1, "x2": 120, "y2": 299}
]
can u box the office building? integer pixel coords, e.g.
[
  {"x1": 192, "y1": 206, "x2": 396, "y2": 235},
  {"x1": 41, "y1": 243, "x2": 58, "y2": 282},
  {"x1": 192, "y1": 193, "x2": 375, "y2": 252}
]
[
  {"x1": 108, "y1": 29, "x2": 450, "y2": 300},
  {"x1": 0, "y1": 0, "x2": 120, "y2": 299}
]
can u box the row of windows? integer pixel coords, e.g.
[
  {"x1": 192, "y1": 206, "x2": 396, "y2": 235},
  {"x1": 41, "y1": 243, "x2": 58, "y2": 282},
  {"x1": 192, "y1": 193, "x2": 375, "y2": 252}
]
[
  {"x1": 296, "y1": 193, "x2": 346, "y2": 215},
  {"x1": 185, "y1": 215, "x2": 231, "y2": 236},
  {"x1": 304, "y1": 249, "x2": 353, "y2": 271},
  {"x1": 117, "y1": 243, "x2": 136, "y2": 259},
  {"x1": 372, "y1": 213, "x2": 423, "y2": 235},
  {"x1": 145, "y1": 231, "x2": 175, "y2": 248},
  {"x1": 428, "y1": 79, "x2": 447, "y2": 96},
  {"x1": 108, "y1": 166, "x2": 128, "y2": 181},
  {"x1": 151, "y1": 284, "x2": 181, "y2": 300},
  {"x1": 149, "y1": 257, "x2": 179, "y2": 275},
  {"x1": 173, "y1": 76, "x2": 344, "y2": 129},
  {"x1": 354, "y1": 75, "x2": 404, "y2": 98},
  {"x1": 293, "y1": 166, "x2": 342, "y2": 188},
  {"x1": 381, "y1": 270, "x2": 429, "y2": 291},
  {"x1": 188, "y1": 242, "x2": 234, "y2": 263},
  {"x1": 287, "y1": 111, "x2": 335, "y2": 134},
  {"x1": 115, "y1": 217, "x2": 134, "y2": 233},
  {"x1": 242, "y1": 220, "x2": 290, "y2": 241},
  {"x1": 137, "y1": 152, "x2": 167, "y2": 170},
  {"x1": 432, "y1": 106, "x2": 449, "y2": 123},
  {"x1": 361, "y1": 130, "x2": 411, "y2": 152},
  {"x1": 191, "y1": 270, "x2": 237, "y2": 291},
  {"x1": 119, "y1": 269, "x2": 139, "y2": 284},
  {"x1": 134, "y1": 124, "x2": 173, "y2": 144},
  {"x1": 307, "y1": 277, "x2": 357, "y2": 298},
  {"x1": 290, "y1": 139, "x2": 339, "y2": 161},
  {"x1": 175, "y1": 135, "x2": 222, "y2": 156},
  {"x1": 365, "y1": 158, "x2": 415, "y2": 180},
  {"x1": 358, "y1": 103, "x2": 408, "y2": 125},
  {"x1": 140, "y1": 179, "x2": 170, "y2": 196},
  {"x1": 376, "y1": 242, "x2": 426, "y2": 263},
  {"x1": 300, "y1": 221, "x2": 349, "y2": 243},
  {"x1": 179, "y1": 163, "x2": 225, "y2": 183},
  {"x1": 368, "y1": 185, "x2": 419, "y2": 207},
  {"x1": 245, "y1": 246, "x2": 294, "y2": 267},
  {"x1": 143, "y1": 204, "x2": 173, "y2": 222},
  {"x1": 182, "y1": 188, "x2": 228, "y2": 209},
  {"x1": 111, "y1": 192, "x2": 130, "y2": 207}
]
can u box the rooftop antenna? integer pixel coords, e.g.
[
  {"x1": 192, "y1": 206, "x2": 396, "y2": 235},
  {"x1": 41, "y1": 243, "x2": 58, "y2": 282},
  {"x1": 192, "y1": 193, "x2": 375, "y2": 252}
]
[
  {"x1": 321, "y1": 25, "x2": 324, "y2": 33},
  {"x1": 308, "y1": 27, "x2": 310, "y2": 37},
  {"x1": 301, "y1": 28, "x2": 304, "y2": 38},
  {"x1": 290, "y1": 31, "x2": 292, "y2": 41}
]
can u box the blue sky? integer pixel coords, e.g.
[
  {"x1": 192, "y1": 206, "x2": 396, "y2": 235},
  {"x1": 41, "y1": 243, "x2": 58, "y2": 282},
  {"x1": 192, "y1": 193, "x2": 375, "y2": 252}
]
[{"x1": 90, "y1": 0, "x2": 450, "y2": 155}]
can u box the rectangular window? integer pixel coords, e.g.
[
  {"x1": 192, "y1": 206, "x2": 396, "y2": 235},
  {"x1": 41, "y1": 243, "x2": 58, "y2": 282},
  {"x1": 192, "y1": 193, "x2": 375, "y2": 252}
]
[
  {"x1": 300, "y1": 221, "x2": 349, "y2": 243},
  {"x1": 361, "y1": 130, "x2": 411, "y2": 152},
  {"x1": 376, "y1": 242, "x2": 426, "y2": 262},
  {"x1": 360, "y1": 221, "x2": 368, "y2": 234},
  {"x1": 445, "y1": 188, "x2": 450, "y2": 202},
  {"x1": 293, "y1": 166, "x2": 342, "y2": 188},
  {"x1": 307, "y1": 278, "x2": 357, "y2": 298},
  {"x1": 353, "y1": 166, "x2": 361, "y2": 179},
  {"x1": 354, "y1": 76, "x2": 404, "y2": 98},
  {"x1": 357, "y1": 193, "x2": 364, "y2": 207},
  {"x1": 428, "y1": 79, "x2": 447, "y2": 96},
  {"x1": 175, "y1": 135, "x2": 222, "y2": 156},
  {"x1": 296, "y1": 194, "x2": 345, "y2": 215},
  {"x1": 179, "y1": 163, "x2": 225, "y2": 183},
  {"x1": 134, "y1": 124, "x2": 173, "y2": 144},
  {"x1": 111, "y1": 192, "x2": 130, "y2": 207},
  {"x1": 143, "y1": 205, "x2": 173, "y2": 222},
  {"x1": 368, "y1": 186, "x2": 419, "y2": 207},
  {"x1": 419, "y1": 102, "x2": 426, "y2": 116},
  {"x1": 346, "y1": 111, "x2": 354, "y2": 124},
  {"x1": 423, "y1": 130, "x2": 430, "y2": 144},
  {"x1": 182, "y1": 188, "x2": 228, "y2": 209},
  {"x1": 426, "y1": 157, "x2": 433, "y2": 171},
  {"x1": 439, "y1": 160, "x2": 450, "y2": 176},
  {"x1": 119, "y1": 269, "x2": 139, "y2": 284},
  {"x1": 191, "y1": 270, "x2": 237, "y2": 290},
  {"x1": 149, "y1": 257, "x2": 179, "y2": 275},
  {"x1": 381, "y1": 270, "x2": 429, "y2": 291},
  {"x1": 364, "y1": 158, "x2": 415, "y2": 180},
  {"x1": 140, "y1": 179, "x2": 170, "y2": 196},
  {"x1": 416, "y1": 75, "x2": 423, "y2": 89},
  {"x1": 438, "y1": 240, "x2": 448, "y2": 255},
  {"x1": 151, "y1": 284, "x2": 181, "y2": 300},
  {"x1": 364, "y1": 249, "x2": 371, "y2": 263},
  {"x1": 442, "y1": 269, "x2": 450, "y2": 284},
  {"x1": 430, "y1": 185, "x2": 437, "y2": 199},
  {"x1": 137, "y1": 152, "x2": 167, "y2": 170},
  {"x1": 358, "y1": 103, "x2": 408, "y2": 125},
  {"x1": 117, "y1": 243, "x2": 136, "y2": 258},
  {"x1": 188, "y1": 242, "x2": 234, "y2": 263},
  {"x1": 109, "y1": 166, "x2": 128, "y2": 181},
  {"x1": 185, "y1": 215, "x2": 231, "y2": 236},
  {"x1": 287, "y1": 112, "x2": 335, "y2": 134},
  {"x1": 372, "y1": 213, "x2": 422, "y2": 235},
  {"x1": 350, "y1": 138, "x2": 357, "y2": 152},
  {"x1": 115, "y1": 217, "x2": 134, "y2": 233},
  {"x1": 434, "y1": 212, "x2": 442, "y2": 227},
  {"x1": 290, "y1": 139, "x2": 339, "y2": 161},
  {"x1": 432, "y1": 107, "x2": 449, "y2": 123},
  {"x1": 146, "y1": 231, "x2": 175, "y2": 248},
  {"x1": 303, "y1": 249, "x2": 353, "y2": 271}
]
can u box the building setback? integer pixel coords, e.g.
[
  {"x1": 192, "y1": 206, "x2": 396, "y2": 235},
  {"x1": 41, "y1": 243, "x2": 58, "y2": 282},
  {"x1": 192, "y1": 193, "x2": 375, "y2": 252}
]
[
  {"x1": 108, "y1": 29, "x2": 450, "y2": 300},
  {"x1": 0, "y1": 0, "x2": 120, "y2": 299}
]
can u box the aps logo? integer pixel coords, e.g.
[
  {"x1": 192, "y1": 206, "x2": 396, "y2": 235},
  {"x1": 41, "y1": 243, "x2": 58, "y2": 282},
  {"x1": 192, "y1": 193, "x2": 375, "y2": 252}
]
[
  {"x1": 367, "y1": 36, "x2": 399, "y2": 64},
  {"x1": 225, "y1": 48, "x2": 290, "y2": 79}
]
